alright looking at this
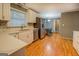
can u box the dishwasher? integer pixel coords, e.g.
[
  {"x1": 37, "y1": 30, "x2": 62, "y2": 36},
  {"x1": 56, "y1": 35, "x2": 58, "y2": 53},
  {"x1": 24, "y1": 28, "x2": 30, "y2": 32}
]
[{"x1": 33, "y1": 28, "x2": 39, "y2": 41}]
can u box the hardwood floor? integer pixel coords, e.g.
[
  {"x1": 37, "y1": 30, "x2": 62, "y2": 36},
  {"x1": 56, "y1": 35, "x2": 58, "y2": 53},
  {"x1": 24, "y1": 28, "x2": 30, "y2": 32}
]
[{"x1": 25, "y1": 33, "x2": 78, "y2": 56}]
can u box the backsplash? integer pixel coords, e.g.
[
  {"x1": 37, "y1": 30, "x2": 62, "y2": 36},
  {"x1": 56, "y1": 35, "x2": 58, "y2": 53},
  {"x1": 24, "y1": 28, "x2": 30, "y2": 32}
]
[
  {"x1": 0, "y1": 20, "x2": 8, "y2": 32},
  {"x1": 0, "y1": 20, "x2": 8, "y2": 26},
  {"x1": 0, "y1": 20, "x2": 34, "y2": 33}
]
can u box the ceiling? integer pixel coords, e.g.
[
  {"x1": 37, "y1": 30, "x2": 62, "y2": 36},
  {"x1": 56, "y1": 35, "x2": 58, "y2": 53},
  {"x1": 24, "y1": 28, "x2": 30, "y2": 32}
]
[{"x1": 25, "y1": 3, "x2": 79, "y2": 18}]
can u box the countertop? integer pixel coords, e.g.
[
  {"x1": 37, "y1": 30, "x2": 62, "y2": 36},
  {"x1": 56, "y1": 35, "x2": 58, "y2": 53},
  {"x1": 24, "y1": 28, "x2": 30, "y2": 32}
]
[
  {"x1": 0, "y1": 31, "x2": 27, "y2": 55},
  {"x1": 6, "y1": 27, "x2": 35, "y2": 34}
]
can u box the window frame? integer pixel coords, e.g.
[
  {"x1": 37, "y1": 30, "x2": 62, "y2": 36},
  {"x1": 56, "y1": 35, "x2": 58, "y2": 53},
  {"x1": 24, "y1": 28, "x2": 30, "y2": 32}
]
[{"x1": 7, "y1": 7, "x2": 27, "y2": 27}]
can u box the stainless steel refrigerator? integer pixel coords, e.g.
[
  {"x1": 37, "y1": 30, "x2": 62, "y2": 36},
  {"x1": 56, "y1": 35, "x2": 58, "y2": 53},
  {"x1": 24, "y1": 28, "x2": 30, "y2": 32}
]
[{"x1": 34, "y1": 17, "x2": 46, "y2": 39}]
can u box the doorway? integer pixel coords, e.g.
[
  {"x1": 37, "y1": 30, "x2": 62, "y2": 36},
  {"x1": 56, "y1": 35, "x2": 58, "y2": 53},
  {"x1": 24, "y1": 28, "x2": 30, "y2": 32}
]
[{"x1": 55, "y1": 19, "x2": 60, "y2": 32}]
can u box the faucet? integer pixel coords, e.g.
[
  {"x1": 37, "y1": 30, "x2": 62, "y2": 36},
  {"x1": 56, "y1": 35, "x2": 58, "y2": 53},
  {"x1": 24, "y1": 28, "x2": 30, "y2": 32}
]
[
  {"x1": 20, "y1": 24, "x2": 26, "y2": 31},
  {"x1": 20, "y1": 26, "x2": 24, "y2": 31}
]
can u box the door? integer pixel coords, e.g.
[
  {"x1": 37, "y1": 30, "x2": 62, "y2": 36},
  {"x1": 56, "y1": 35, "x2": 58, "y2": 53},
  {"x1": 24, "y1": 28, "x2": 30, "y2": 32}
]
[{"x1": 55, "y1": 20, "x2": 60, "y2": 32}]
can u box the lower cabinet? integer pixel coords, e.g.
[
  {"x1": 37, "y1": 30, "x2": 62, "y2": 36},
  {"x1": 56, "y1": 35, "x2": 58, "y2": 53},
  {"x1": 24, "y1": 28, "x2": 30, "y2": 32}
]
[
  {"x1": 73, "y1": 31, "x2": 79, "y2": 55},
  {"x1": 10, "y1": 30, "x2": 33, "y2": 56},
  {"x1": 18, "y1": 30, "x2": 33, "y2": 44}
]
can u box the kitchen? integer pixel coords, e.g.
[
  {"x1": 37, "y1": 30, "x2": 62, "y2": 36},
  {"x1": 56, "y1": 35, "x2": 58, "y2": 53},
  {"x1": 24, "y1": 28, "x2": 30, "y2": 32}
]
[
  {"x1": 0, "y1": 3, "x2": 79, "y2": 56},
  {"x1": 0, "y1": 3, "x2": 49, "y2": 56}
]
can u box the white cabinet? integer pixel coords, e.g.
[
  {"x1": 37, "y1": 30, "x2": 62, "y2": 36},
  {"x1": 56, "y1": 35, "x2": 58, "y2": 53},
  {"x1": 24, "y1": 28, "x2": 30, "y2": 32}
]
[
  {"x1": 27, "y1": 9, "x2": 38, "y2": 23},
  {"x1": 0, "y1": 3, "x2": 10, "y2": 21},
  {"x1": 9, "y1": 29, "x2": 34, "y2": 45},
  {"x1": 3, "y1": 3, "x2": 10, "y2": 21},
  {"x1": 0, "y1": 4, "x2": 2, "y2": 20},
  {"x1": 73, "y1": 31, "x2": 79, "y2": 54},
  {"x1": 18, "y1": 30, "x2": 33, "y2": 44}
]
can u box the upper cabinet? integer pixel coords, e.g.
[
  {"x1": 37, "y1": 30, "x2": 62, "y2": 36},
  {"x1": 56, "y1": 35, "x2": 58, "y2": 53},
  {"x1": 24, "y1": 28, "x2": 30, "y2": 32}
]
[
  {"x1": 0, "y1": 3, "x2": 10, "y2": 21},
  {"x1": 3, "y1": 4, "x2": 10, "y2": 21},
  {"x1": 27, "y1": 9, "x2": 39, "y2": 23},
  {"x1": 0, "y1": 4, "x2": 2, "y2": 20}
]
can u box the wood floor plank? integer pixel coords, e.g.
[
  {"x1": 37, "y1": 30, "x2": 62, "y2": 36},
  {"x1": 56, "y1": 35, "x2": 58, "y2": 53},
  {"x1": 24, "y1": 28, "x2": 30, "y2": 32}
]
[{"x1": 25, "y1": 33, "x2": 78, "y2": 56}]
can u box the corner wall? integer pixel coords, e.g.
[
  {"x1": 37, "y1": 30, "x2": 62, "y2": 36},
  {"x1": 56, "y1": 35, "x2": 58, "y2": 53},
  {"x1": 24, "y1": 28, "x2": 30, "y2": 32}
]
[{"x1": 59, "y1": 11, "x2": 79, "y2": 38}]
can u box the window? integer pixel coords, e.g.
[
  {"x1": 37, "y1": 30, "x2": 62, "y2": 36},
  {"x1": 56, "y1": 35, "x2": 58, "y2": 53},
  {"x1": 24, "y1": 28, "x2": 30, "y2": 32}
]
[{"x1": 8, "y1": 8, "x2": 27, "y2": 27}]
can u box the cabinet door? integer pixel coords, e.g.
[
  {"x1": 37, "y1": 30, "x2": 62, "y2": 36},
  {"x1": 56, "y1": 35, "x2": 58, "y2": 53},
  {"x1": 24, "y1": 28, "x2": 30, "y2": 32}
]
[
  {"x1": 19, "y1": 32, "x2": 27, "y2": 42},
  {"x1": 0, "y1": 4, "x2": 2, "y2": 20},
  {"x1": 27, "y1": 9, "x2": 32, "y2": 23},
  {"x1": 19, "y1": 30, "x2": 33, "y2": 44},
  {"x1": 3, "y1": 3, "x2": 10, "y2": 21},
  {"x1": 27, "y1": 9, "x2": 36, "y2": 23},
  {"x1": 26, "y1": 30, "x2": 33, "y2": 44}
]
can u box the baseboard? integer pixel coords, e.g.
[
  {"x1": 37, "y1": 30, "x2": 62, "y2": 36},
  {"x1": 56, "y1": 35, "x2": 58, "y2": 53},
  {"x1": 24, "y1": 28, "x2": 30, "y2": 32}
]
[{"x1": 62, "y1": 36, "x2": 72, "y2": 40}]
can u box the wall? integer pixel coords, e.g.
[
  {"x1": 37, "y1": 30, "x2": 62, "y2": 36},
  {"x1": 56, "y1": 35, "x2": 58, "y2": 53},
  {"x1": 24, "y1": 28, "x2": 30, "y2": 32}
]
[{"x1": 59, "y1": 11, "x2": 79, "y2": 38}]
